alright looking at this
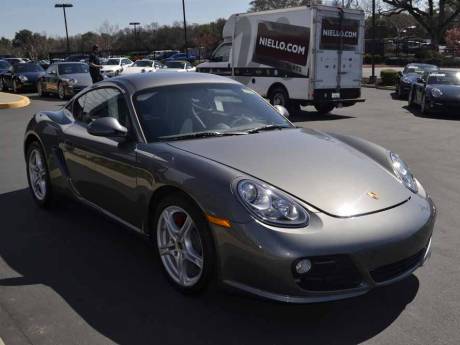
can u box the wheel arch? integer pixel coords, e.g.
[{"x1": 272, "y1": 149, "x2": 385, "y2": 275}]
[
  {"x1": 146, "y1": 184, "x2": 208, "y2": 236},
  {"x1": 267, "y1": 82, "x2": 289, "y2": 100},
  {"x1": 23, "y1": 132, "x2": 45, "y2": 158}
]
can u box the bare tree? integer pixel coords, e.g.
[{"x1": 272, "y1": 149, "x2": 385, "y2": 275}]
[{"x1": 380, "y1": 0, "x2": 460, "y2": 48}]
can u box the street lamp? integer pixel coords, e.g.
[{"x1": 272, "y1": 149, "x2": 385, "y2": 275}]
[
  {"x1": 182, "y1": 0, "x2": 188, "y2": 57},
  {"x1": 129, "y1": 22, "x2": 140, "y2": 50},
  {"x1": 54, "y1": 3, "x2": 73, "y2": 53}
]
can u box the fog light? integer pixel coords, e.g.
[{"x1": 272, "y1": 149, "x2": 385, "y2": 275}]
[{"x1": 295, "y1": 259, "x2": 312, "y2": 274}]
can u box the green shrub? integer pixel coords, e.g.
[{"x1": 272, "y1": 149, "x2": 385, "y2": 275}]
[{"x1": 380, "y1": 69, "x2": 399, "y2": 86}]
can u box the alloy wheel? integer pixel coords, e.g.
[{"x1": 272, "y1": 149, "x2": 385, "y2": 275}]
[
  {"x1": 13, "y1": 80, "x2": 18, "y2": 93},
  {"x1": 28, "y1": 148, "x2": 47, "y2": 201},
  {"x1": 157, "y1": 206, "x2": 204, "y2": 287},
  {"x1": 58, "y1": 83, "x2": 65, "y2": 100}
]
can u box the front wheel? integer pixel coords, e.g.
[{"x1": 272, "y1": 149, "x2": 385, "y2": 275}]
[
  {"x1": 421, "y1": 94, "x2": 431, "y2": 115},
  {"x1": 152, "y1": 193, "x2": 215, "y2": 294},
  {"x1": 37, "y1": 81, "x2": 45, "y2": 97},
  {"x1": 26, "y1": 142, "x2": 54, "y2": 208},
  {"x1": 12, "y1": 79, "x2": 19, "y2": 93},
  {"x1": 408, "y1": 89, "x2": 415, "y2": 108},
  {"x1": 314, "y1": 103, "x2": 335, "y2": 114},
  {"x1": 58, "y1": 82, "x2": 66, "y2": 100},
  {"x1": 0, "y1": 78, "x2": 6, "y2": 91}
]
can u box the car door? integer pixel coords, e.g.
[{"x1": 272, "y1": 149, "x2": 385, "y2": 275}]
[{"x1": 61, "y1": 86, "x2": 143, "y2": 226}]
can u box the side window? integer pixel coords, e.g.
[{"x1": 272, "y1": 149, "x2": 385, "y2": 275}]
[
  {"x1": 212, "y1": 43, "x2": 231, "y2": 62},
  {"x1": 74, "y1": 88, "x2": 130, "y2": 128},
  {"x1": 122, "y1": 59, "x2": 131, "y2": 65}
]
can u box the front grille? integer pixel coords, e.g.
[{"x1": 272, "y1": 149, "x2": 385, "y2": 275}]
[
  {"x1": 295, "y1": 255, "x2": 362, "y2": 292},
  {"x1": 370, "y1": 249, "x2": 425, "y2": 283}
]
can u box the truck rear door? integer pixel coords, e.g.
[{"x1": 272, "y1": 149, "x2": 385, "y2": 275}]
[{"x1": 312, "y1": 6, "x2": 364, "y2": 100}]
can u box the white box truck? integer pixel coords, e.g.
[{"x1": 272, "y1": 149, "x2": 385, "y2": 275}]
[{"x1": 197, "y1": 5, "x2": 365, "y2": 114}]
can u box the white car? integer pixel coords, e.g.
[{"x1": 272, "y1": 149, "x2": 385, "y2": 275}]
[
  {"x1": 121, "y1": 59, "x2": 163, "y2": 75},
  {"x1": 162, "y1": 60, "x2": 196, "y2": 72},
  {"x1": 100, "y1": 57, "x2": 133, "y2": 77}
]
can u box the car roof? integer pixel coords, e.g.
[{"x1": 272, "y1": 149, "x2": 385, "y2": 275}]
[
  {"x1": 108, "y1": 71, "x2": 239, "y2": 92},
  {"x1": 55, "y1": 62, "x2": 87, "y2": 65}
]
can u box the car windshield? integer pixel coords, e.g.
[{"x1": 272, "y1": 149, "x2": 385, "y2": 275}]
[
  {"x1": 58, "y1": 63, "x2": 89, "y2": 74},
  {"x1": 134, "y1": 83, "x2": 292, "y2": 142},
  {"x1": 165, "y1": 61, "x2": 185, "y2": 69},
  {"x1": 427, "y1": 72, "x2": 460, "y2": 85},
  {"x1": 6, "y1": 59, "x2": 21, "y2": 65},
  {"x1": 14, "y1": 63, "x2": 44, "y2": 72},
  {"x1": 133, "y1": 60, "x2": 153, "y2": 67},
  {"x1": 105, "y1": 59, "x2": 120, "y2": 65},
  {"x1": 405, "y1": 65, "x2": 439, "y2": 75},
  {"x1": 0, "y1": 61, "x2": 10, "y2": 69}
]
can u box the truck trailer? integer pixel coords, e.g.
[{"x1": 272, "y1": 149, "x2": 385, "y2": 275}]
[{"x1": 197, "y1": 5, "x2": 365, "y2": 114}]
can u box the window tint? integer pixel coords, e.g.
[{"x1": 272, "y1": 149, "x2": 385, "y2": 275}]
[{"x1": 74, "y1": 88, "x2": 130, "y2": 127}]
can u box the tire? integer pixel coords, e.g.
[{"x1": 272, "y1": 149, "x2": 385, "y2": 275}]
[
  {"x1": 26, "y1": 141, "x2": 54, "y2": 208},
  {"x1": 152, "y1": 193, "x2": 216, "y2": 294},
  {"x1": 397, "y1": 84, "x2": 404, "y2": 99},
  {"x1": 0, "y1": 78, "x2": 6, "y2": 91},
  {"x1": 269, "y1": 86, "x2": 289, "y2": 109},
  {"x1": 408, "y1": 90, "x2": 414, "y2": 108},
  {"x1": 37, "y1": 81, "x2": 45, "y2": 97},
  {"x1": 314, "y1": 102, "x2": 335, "y2": 114},
  {"x1": 58, "y1": 82, "x2": 66, "y2": 100},
  {"x1": 12, "y1": 79, "x2": 19, "y2": 93},
  {"x1": 421, "y1": 94, "x2": 431, "y2": 115}
]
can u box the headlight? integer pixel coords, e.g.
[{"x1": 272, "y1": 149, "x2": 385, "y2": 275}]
[
  {"x1": 236, "y1": 179, "x2": 309, "y2": 227},
  {"x1": 62, "y1": 78, "x2": 77, "y2": 85},
  {"x1": 431, "y1": 88, "x2": 443, "y2": 97},
  {"x1": 390, "y1": 152, "x2": 418, "y2": 193},
  {"x1": 401, "y1": 77, "x2": 410, "y2": 83},
  {"x1": 18, "y1": 75, "x2": 28, "y2": 82}
]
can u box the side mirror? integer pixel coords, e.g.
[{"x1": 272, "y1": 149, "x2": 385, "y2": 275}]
[
  {"x1": 87, "y1": 117, "x2": 128, "y2": 137},
  {"x1": 274, "y1": 105, "x2": 290, "y2": 118}
]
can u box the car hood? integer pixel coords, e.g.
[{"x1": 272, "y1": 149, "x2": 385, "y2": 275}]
[
  {"x1": 61, "y1": 73, "x2": 92, "y2": 86},
  {"x1": 101, "y1": 65, "x2": 119, "y2": 71},
  {"x1": 428, "y1": 84, "x2": 460, "y2": 99},
  {"x1": 168, "y1": 128, "x2": 411, "y2": 217},
  {"x1": 20, "y1": 71, "x2": 45, "y2": 81}
]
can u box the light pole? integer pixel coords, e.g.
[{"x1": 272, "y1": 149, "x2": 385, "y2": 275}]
[
  {"x1": 55, "y1": 3, "x2": 73, "y2": 53},
  {"x1": 370, "y1": 0, "x2": 376, "y2": 84},
  {"x1": 129, "y1": 22, "x2": 140, "y2": 50},
  {"x1": 182, "y1": 0, "x2": 188, "y2": 57}
]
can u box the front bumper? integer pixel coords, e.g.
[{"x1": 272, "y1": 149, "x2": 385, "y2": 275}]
[
  {"x1": 211, "y1": 194, "x2": 436, "y2": 303},
  {"x1": 428, "y1": 99, "x2": 460, "y2": 113}
]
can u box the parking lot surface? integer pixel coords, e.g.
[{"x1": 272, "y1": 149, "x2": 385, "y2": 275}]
[{"x1": 0, "y1": 88, "x2": 459, "y2": 345}]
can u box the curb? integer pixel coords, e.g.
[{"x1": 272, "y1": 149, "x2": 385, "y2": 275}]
[{"x1": 0, "y1": 93, "x2": 30, "y2": 109}]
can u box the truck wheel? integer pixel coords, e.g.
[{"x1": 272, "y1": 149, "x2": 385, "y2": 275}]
[
  {"x1": 269, "y1": 87, "x2": 289, "y2": 108},
  {"x1": 314, "y1": 103, "x2": 335, "y2": 114}
]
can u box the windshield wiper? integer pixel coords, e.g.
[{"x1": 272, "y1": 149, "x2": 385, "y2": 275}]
[
  {"x1": 159, "y1": 131, "x2": 247, "y2": 141},
  {"x1": 246, "y1": 124, "x2": 292, "y2": 134}
]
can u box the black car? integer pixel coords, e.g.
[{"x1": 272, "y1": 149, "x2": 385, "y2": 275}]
[
  {"x1": 396, "y1": 63, "x2": 439, "y2": 99},
  {"x1": 37, "y1": 62, "x2": 92, "y2": 100},
  {"x1": 0, "y1": 62, "x2": 45, "y2": 93},
  {"x1": 0, "y1": 59, "x2": 11, "y2": 74},
  {"x1": 408, "y1": 70, "x2": 460, "y2": 115}
]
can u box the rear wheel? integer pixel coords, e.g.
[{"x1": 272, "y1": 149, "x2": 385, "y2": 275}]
[
  {"x1": 152, "y1": 193, "x2": 216, "y2": 294},
  {"x1": 269, "y1": 86, "x2": 289, "y2": 109},
  {"x1": 314, "y1": 102, "x2": 335, "y2": 114}
]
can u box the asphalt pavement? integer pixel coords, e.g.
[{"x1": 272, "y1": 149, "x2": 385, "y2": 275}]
[{"x1": 0, "y1": 89, "x2": 459, "y2": 345}]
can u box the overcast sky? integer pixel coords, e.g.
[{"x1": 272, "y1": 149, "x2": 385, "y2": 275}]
[{"x1": 1, "y1": 0, "x2": 250, "y2": 39}]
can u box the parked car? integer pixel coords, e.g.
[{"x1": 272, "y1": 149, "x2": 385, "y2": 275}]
[
  {"x1": 162, "y1": 60, "x2": 196, "y2": 72},
  {"x1": 121, "y1": 59, "x2": 163, "y2": 75},
  {"x1": 100, "y1": 57, "x2": 133, "y2": 77},
  {"x1": 408, "y1": 70, "x2": 460, "y2": 115},
  {"x1": 3, "y1": 57, "x2": 28, "y2": 65},
  {"x1": 37, "y1": 62, "x2": 92, "y2": 100},
  {"x1": 36, "y1": 59, "x2": 51, "y2": 70},
  {"x1": 24, "y1": 72, "x2": 435, "y2": 303},
  {"x1": 0, "y1": 59, "x2": 11, "y2": 75},
  {"x1": 0, "y1": 62, "x2": 45, "y2": 93},
  {"x1": 64, "y1": 54, "x2": 89, "y2": 63},
  {"x1": 149, "y1": 50, "x2": 180, "y2": 60},
  {"x1": 396, "y1": 63, "x2": 439, "y2": 99},
  {"x1": 163, "y1": 52, "x2": 196, "y2": 62}
]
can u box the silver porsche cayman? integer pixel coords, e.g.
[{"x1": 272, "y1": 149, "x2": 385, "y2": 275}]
[{"x1": 24, "y1": 72, "x2": 436, "y2": 303}]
